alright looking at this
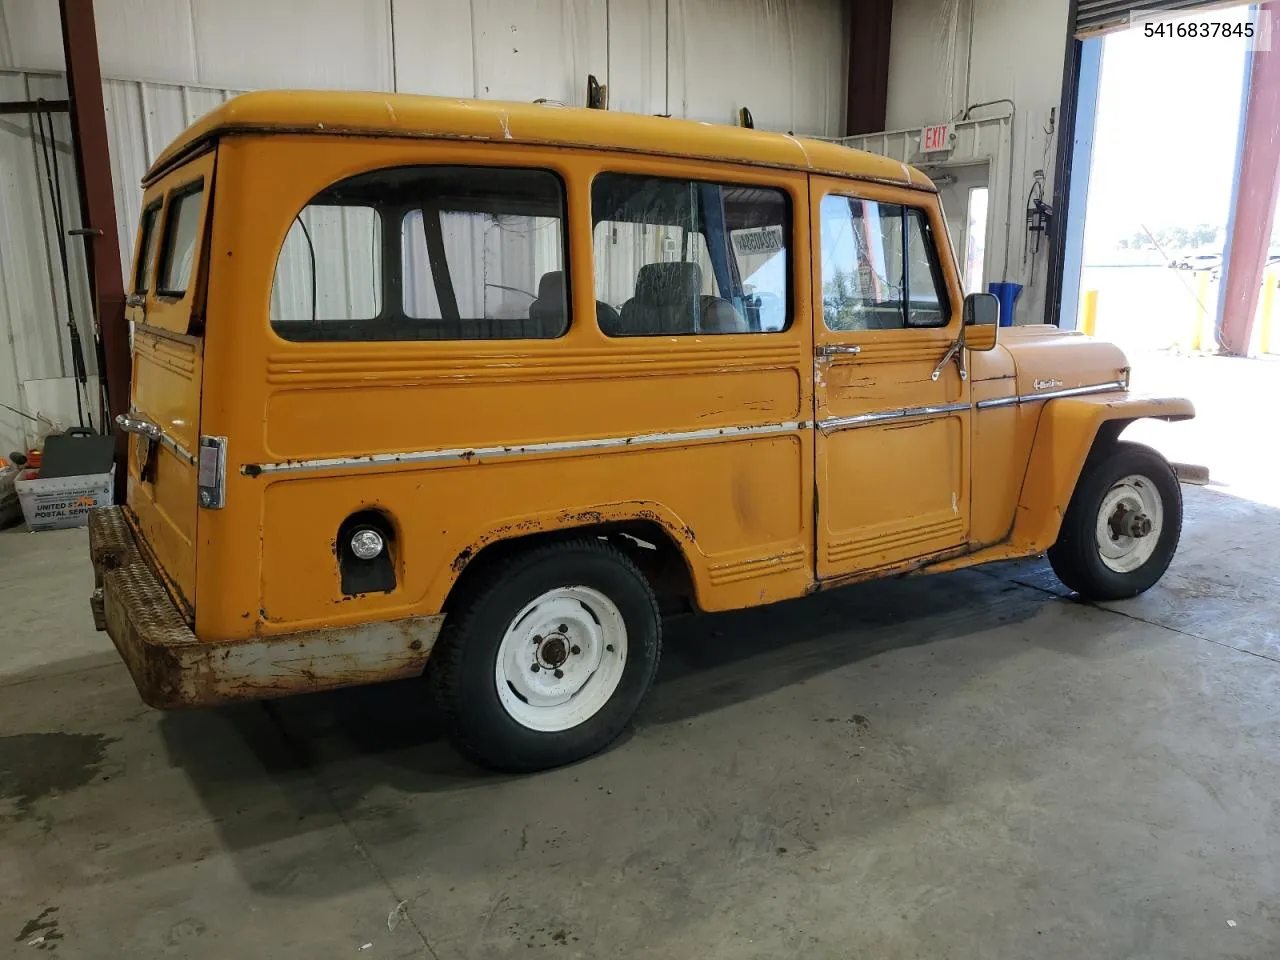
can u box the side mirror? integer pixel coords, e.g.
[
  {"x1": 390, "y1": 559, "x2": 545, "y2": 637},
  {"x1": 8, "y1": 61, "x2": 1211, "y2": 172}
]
[{"x1": 963, "y1": 292, "x2": 999, "y2": 351}]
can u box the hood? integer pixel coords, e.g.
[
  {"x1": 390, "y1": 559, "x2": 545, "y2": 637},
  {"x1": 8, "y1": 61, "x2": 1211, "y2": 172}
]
[{"x1": 996, "y1": 324, "x2": 1130, "y2": 396}]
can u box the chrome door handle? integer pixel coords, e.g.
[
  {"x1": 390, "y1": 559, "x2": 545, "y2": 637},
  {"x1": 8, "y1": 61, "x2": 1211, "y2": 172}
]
[
  {"x1": 116, "y1": 413, "x2": 162, "y2": 441},
  {"x1": 930, "y1": 339, "x2": 968, "y2": 382},
  {"x1": 817, "y1": 344, "x2": 861, "y2": 358}
]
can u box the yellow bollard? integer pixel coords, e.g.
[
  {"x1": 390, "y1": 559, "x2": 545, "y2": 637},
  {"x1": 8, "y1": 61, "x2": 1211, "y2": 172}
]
[
  {"x1": 1081, "y1": 289, "x2": 1098, "y2": 336},
  {"x1": 1191, "y1": 270, "x2": 1211, "y2": 352},
  {"x1": 1260, "y1": 268, "x2": 1277, "y2": 355}
]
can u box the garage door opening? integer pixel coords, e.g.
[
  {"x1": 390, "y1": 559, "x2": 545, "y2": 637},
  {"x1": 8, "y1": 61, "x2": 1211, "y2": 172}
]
[{"x1": 1062, "y1": 4, "x2": 1280, "y2": 503}]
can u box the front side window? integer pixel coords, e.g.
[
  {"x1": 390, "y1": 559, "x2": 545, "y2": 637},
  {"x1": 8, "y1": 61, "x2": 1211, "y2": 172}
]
[
  {"x1": 270, "y1": 166, "x2": 567, "y2": 342},
  {"x1": 820, "y1": 196, "x2": 950, "y2": 332},
  {"x1": 592, "y1": 173, "x2": 790, "y2": 336},
  {"x1": 157, "y1": 182, "x2": 205, "y2": 297},
  {"x1": 134, "y1": 202, "x2": 162, "y2": 294}
]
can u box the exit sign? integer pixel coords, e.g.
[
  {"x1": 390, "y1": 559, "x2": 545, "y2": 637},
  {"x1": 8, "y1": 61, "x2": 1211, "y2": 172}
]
[{"x1": 922, "y1": 123, "x2": 953, "y2": 153}]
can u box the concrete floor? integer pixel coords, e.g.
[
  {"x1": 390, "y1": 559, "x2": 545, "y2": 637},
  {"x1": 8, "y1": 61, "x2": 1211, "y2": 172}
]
[{"x1": 4, "y1": 358, "x2": 1280, "y2": 958}]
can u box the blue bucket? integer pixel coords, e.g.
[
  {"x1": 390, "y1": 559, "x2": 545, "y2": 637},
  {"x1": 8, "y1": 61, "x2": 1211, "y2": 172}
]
[{"x1": 987, "y1": 281, "x2": 1024, "y2": 328}]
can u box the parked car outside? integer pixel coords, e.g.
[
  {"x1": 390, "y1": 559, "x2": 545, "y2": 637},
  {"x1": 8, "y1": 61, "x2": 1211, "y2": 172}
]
[
  {"x1": 1170, "y1": 253, "x2": 1221, "y2": 271},
  {"x1": 1210, "y1": 253, "x2": 1280, "y2": 282}
]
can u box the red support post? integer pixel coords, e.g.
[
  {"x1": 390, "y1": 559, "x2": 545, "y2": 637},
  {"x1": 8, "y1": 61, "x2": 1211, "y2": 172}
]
[
  {"x1": 845, "y1": 0, "x2": 894, "y2": 137},
  {"x1": 59, "y1": 0, "x2": 130, "y2": 501},
  {"x1": 1219, "y1": 2, "x2": 1280, "y2": 356}
]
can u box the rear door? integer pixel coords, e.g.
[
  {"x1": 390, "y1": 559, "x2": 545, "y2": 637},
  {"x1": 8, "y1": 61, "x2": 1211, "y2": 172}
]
[{"x1": 124, "y1": 149, "x2": 216, "y2": 613}]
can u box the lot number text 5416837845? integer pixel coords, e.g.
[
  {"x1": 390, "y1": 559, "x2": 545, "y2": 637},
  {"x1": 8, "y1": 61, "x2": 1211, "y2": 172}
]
[{"x1": 1130, "y1": 12, "x2": 1270, "y2": 50}]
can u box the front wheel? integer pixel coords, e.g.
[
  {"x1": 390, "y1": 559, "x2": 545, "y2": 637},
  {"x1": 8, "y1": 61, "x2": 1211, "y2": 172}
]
[
  {"x1": 429, "y1": 539, "x2": 661, "y2": 772},
  {"x1": 1048, "y1": 441, "x2": 1182, "y2": 601}
]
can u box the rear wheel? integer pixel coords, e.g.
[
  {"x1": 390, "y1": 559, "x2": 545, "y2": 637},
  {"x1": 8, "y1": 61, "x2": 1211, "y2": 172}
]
[
  {"x1": 429, "y1": 539, "x2": 661, "y2": 772},
  {"x1": 1048, "y1": 441, "x2": 1182, "y2": 601}
]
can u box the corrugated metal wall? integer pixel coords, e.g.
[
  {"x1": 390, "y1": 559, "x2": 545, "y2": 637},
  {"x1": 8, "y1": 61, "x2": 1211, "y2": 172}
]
[
  {"x1": 0, "y1": 69, "x2": 239, "y2": 451},
  {"x1": 0, "y1": 0, "x2": 845, "y2": 453}
]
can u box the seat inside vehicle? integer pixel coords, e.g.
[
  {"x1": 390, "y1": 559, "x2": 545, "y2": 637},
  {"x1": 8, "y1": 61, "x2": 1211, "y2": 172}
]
[
  {"x1": 529, "y1": 270, "x2": 621, "y2": 335},
  {"x1": 613, "y1": 263, "x2": 746, "y2": 336}
]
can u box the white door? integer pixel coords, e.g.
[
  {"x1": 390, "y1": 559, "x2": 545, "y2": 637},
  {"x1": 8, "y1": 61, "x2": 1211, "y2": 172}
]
[{"x1": 923, "y1": 162, "x2": 990, "y2": 294}]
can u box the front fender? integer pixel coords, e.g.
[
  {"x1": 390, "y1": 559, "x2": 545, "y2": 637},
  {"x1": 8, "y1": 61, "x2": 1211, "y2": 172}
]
[{"x1": 1010, "y1": 393, "x2": 1194, "y2": 552}]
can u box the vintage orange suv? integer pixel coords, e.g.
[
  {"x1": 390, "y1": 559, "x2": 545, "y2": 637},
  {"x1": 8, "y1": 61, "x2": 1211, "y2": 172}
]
[{"x1": 89, "y1": 91, "x2": 1193, "y2": 771}]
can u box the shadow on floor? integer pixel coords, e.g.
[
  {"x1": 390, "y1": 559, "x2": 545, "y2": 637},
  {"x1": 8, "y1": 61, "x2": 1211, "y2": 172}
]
[{"x1": 150, "y1": 560, "x2": 1048, "y2": 890}]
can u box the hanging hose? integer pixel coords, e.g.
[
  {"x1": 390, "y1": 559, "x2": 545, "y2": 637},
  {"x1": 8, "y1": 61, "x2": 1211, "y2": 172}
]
[{"x1": 33, "y1": 99, "x2": 91, "y2": 432}]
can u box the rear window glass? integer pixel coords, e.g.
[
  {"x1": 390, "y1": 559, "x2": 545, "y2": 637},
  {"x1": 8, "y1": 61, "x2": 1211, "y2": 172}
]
[
  {"x1": 157, "y1": 182, "x2": 204, "y2": 297},
  {"x1": 270, "y1": 165, "x2": 568, "y2": 342},
  {"x1": 134, "y1": 202, "x2": 162, "y2": 294}
]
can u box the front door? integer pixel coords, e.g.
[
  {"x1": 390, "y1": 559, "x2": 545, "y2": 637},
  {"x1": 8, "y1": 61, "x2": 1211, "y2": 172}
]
[{"x1": 810, "y1": 177, "x2": 970, "y2": 580}]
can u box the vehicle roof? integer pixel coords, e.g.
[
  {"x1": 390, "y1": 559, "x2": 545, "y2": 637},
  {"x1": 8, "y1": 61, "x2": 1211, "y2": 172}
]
[{"x1": 145, "y1": 90, "x2": 936, "y2": 191}]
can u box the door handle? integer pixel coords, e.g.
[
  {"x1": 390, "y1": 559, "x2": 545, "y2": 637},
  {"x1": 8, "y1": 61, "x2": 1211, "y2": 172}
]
[
  {"x1": 817, "y1": 344, "x2": 861, "y2": 358},
  {"x1": 116, "y1": 413, "x2": 162, "y2": 441},
  {"x1": 930, "y1": 339, "x2": 968, "y2": 382}
]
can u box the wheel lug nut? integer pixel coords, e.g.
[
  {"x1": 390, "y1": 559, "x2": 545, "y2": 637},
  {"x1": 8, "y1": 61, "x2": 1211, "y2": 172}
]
[
  {"x1": 558, "y1": 623, "x2": 567, "y2": 633},
  {"x1": 553, "y1": 669, "x2": 564, "y2": 679},
  {"x1": 606, "y1": 644, "x2": 614, "y2": 653},
  {"x1": 532, "y1": 635, "x2": 542, "y2": 644},
  {"x1": 570, "y1": 645, "x2": 581, "y2": 655},
  {"x1": 531, "y1": 663, "x2": 540, "y2": 672}
]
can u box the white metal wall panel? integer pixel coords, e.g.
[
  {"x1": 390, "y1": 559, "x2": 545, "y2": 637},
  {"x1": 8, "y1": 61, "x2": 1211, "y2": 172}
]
[
  {"x1": 603, "y1": 0, "x2": 667, "y2": 115},
  {"x1": 388, "y1": 0, "x2": 477, "y2": 97},
  {"x1": 190, "y1": 0, "x2": 392, "y2": 90},
  {"x1": 0, "y1": 0, "x2": 64, "y2": 72},
  {"x1": 679, "y1": 0, "x2": 846, "y2": 131},
  {"x1": 0, "y1": 0, "x2": 200, "y2": 79},
  {"x1": 469, "y1": 0, "x2": 606, "y2": 104}
]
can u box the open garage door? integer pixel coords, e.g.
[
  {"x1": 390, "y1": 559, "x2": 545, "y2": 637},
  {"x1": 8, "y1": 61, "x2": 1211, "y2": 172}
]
[{"x1": 1075, "y1": 1, "x2": 1243, "y2": 36}]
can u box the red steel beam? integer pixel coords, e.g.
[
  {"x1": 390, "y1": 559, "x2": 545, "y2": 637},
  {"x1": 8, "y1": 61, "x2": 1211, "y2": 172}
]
[
  {"x1": 1219, "y1": 3, "x2": 1280, "y2": 356},
  {"x1": 59, "y1": 0, "x2": 129, "y2": 501},
  {"x1": 845, "y1": 0, "x2": 894, "y2": 137},
  {"x1": 0, "y1": 99, "x2": 70, "y2": 114}
]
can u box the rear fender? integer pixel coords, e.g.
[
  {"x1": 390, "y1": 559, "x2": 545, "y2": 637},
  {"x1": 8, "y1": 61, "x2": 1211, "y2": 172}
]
[{"x1": 1010, "y1": 393, "x2": 1194, "y2": 551}]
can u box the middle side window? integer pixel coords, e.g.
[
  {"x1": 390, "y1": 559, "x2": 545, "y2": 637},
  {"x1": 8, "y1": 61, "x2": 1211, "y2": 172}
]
[{"x1": 592, "y1": 172, "x2": 791, "y2": 337}]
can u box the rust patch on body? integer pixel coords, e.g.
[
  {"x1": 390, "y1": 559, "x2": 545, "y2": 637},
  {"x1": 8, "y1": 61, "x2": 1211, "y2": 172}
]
[{"x1": 89, "y1": 506, "x2": 443, "y2": 708}]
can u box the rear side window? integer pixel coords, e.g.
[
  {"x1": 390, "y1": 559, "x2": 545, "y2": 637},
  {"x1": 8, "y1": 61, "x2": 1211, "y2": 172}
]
[
  {"x1": 270, "y1": 166, "x2": 568, "y2": 342},
  {"x1": 134, "y1": 202, "x2": 162, "y2": 294},
  {"x1": 591, "y1": 173, "x2": 790, "y2": 336},
  {"x1": 820, "y1": 196, "x2": 950, "y2": 331},
  {"x1": 157, "y1": 181, "x2": 205, "y2": 297},
  {"x1": 272, "y1": 207, "x2": 383, "y2": 324}
]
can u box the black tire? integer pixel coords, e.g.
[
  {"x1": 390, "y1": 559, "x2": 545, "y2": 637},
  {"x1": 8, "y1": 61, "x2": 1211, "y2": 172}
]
[
  {"x1": 429, "y1": 538, "x2": 661, "y2": 772},
  {"x1": 1048, "y1": 440, "x2": 1182, "y2": 601}
]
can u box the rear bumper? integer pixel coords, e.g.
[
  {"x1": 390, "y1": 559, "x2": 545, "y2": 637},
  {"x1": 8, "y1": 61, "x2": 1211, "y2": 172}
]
[{"x1": 87, "y1": 507, "x2": 443, "y2": 708}]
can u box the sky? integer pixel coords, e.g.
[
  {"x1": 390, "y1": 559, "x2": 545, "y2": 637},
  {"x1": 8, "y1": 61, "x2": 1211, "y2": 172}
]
[{"x1": 1082, "y1": 5, "x2": 1256, "y2": 256}]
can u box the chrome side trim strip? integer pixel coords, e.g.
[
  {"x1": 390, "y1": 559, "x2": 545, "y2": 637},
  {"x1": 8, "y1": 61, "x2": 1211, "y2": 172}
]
[
  {"x1": 975, "y1": 381, "x2": 1127, "y2": 409},
  {"x1": 162, "y1": 435, "x2": 197, "y2": 466},
  {"x1": 243, "y1": 420, "x2": 813, "y2": 476},
  {"x1": 818, "y1": 401, "x2": 970, "y2": 435}
]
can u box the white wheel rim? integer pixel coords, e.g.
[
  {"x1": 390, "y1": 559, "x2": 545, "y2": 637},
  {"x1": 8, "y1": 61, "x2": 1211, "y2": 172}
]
[
  {"x1": 1095, "y1": 473, "x2": 1164, "y2": 574},
  {"x1": 494, "y1": 586, "x2": 628, "y2": 733}
]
